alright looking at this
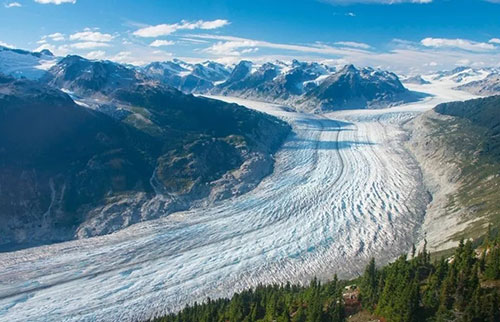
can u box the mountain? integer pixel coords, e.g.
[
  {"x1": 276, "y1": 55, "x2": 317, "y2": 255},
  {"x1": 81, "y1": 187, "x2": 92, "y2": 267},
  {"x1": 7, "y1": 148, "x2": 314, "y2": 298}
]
[
  {"x1": 216, "y1": 61, "x2": 279, "y2": 92},
  {"x1": 44, "y1": 55, "x2": 149, "y2": 96},
  {"x1": 407, "y1": 95, "x2": 500, "y2": 252},
  {"x1": 432, "y1": 66, "x2": 471, "y2": 80},
  {"x1": 455, "y1": 73, "x2": 500, "y2": 96},
  {"x1": 0, "y1": 74, "x2": 157, "y2": 249},
  {"x1": 403, "y1": 75, "x2": 431, "y2": 85},
  {"x1": 191, "y1": 61, "x2": 231, "y2": 82},
  {"x1": 143, "y1": 59, "x2": 231, "y2": 93},
  {"x1": 300, "y1": 65, "x2": 420, "y2": 111},
  {"x1": 0, "y1": 64, "x2": 290, "y2": 250},
  {"x1": 430, "y1": 66, "x2": 497, "y2": 85},
  {"x1": 217, "y1": 60, "x2": 255, "y2": 87},
  {"x1": 0, "y1": 45, "x2": 57, "y2": 79},
  {"x1": 212, "y1": 59, "x2": 334, "y2": 103}
]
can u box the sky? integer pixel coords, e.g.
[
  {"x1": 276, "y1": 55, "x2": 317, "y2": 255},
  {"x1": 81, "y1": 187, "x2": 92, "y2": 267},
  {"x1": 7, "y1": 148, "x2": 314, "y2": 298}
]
[{"x1": 1, "y1": 0, "x2": 500, "y2": 74}]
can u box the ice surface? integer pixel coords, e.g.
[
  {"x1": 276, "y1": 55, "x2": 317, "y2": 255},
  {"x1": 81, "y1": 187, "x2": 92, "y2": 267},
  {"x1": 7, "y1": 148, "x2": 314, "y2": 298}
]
[{"x1": 0, "y1": 81, "x2": 477, "y2": 321}]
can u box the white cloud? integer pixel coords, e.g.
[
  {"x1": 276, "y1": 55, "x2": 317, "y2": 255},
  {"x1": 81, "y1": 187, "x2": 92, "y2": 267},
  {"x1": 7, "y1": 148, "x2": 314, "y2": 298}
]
[
  {"x1": 204, "y1": 38, "x2": 259, "y2": 56},
  {"x1": 180, "y1": 37, "x2": 210, "y2": 44},
  {"x1": 197, "y1": 19, "x2": 230, "y2": 29},
  {"x1": 193, "y1": 34, "x2": 371, "y2": 57},
  {"x1": 85, "y1": 50, "x2": 106, "y2": 60},
  {"x1": 149, "y1": 39, "x2": 175, "y2": 47},
  {"x1": 38, "y1": 33, "x2": 65, "y2": 44},
  {"x1": 489, "y1": 38, "x2": 500, "y2": 44},
  {"x1": 421, "y1": 37, "x2": 496, "y2": 52},
  {"x1": 133, "y1": 19, "x2": 230, "y2": 38},
  {"x1": 335, "y1": 41, "x2": 371, "y2": 49},
  {"x1": 5, "y1": 2, "x2": 21, "y2": 8},
  {"x1": 241, "y1": 47, "x2": 259, "y2": 54},
  {"x1": 70, "y1": 29, "x2": 114, "y2": 42},
  {"x1": 34, "y1": 0, "x2": 76, "y2": 4},
  {"x1": 110, "y1": 51, "x2": 136, "y2": 64},
  {"x1": 46, "y1": 32, "x2": 65, "y2": 41},
  {"x1": 108, "y1": 48, "x2": 172, "y2": 66},
  {"x1": 70, "y1": 41, "x2": 110, "y2": 49},
  {"x1": 456, "y1": 59, "x2": 471, "y2": 66}
]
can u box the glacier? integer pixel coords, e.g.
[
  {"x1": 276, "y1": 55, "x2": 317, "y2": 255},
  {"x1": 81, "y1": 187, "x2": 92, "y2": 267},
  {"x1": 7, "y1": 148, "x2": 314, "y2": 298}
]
[{"x1": 0, "y1": 80, "x2": 478, "y2": 322}]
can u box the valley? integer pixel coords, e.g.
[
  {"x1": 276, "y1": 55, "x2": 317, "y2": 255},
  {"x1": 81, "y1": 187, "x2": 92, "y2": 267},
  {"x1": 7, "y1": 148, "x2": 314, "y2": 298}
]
[
  {"x1": 2, "y1": 2, "x2": 500, "y2": 321},
  {"x1": 0, "y1": 80, "x2": 477, "y2": 321}
]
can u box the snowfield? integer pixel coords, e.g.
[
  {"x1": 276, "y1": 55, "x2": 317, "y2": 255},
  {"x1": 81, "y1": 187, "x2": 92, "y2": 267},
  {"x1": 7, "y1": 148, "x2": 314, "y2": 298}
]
[{"x1": 0, "y1": 82, "x2": 477, "y2": 321}]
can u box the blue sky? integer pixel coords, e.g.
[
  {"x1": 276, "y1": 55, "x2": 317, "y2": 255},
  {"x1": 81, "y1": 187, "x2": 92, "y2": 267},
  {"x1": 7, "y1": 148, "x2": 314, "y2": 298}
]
[{"x1": 1, "y1": 0, "x2": 500, "y2": 73}]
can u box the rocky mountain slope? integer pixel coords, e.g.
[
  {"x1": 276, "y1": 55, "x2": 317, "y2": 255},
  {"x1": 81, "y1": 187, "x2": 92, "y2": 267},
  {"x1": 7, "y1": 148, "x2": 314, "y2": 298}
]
[
  {"x1": 0, "y1": 66, "x2": 290, "y2": 250},
  {"x1": 407, "y1": 95, "x2": 500, "y2": 252}
]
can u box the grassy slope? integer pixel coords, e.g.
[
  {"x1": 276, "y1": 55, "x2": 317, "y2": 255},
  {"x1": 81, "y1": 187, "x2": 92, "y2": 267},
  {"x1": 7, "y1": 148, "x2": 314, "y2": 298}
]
[{"x1": 428, "y1": 96, "x2": 500, "y2": 242}]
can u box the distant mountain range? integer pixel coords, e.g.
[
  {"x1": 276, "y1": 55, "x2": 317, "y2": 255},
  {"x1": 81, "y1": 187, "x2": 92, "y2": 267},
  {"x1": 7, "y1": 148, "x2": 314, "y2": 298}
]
[
  {"x1": 2, "y1": 44, "x2": 500, "y2": 106},
  {"x1": 0, "y1": 45, "x2": 429, "y2": 112},
  {"x1": 145, "y1": 59, "x2": 422, "y2": 111},
  {"x1": 401, "y1": 66, "x2": 500, "y2": 97}
]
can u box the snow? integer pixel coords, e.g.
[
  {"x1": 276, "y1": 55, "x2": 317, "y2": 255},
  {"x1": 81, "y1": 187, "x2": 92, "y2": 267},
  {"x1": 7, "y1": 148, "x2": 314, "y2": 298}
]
[
  {"x1": 0, "y1": 78, "x2": 478, "y2": 321},
  {"x1": 303, "y1": 74, "x2": 330, "y2": 87},
  {"x1": 425, "y1": 67, "x2": 491, "y2": 87},
  {"x1": 0, "y1": 47, "x2": 57, "y2": 79}
]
